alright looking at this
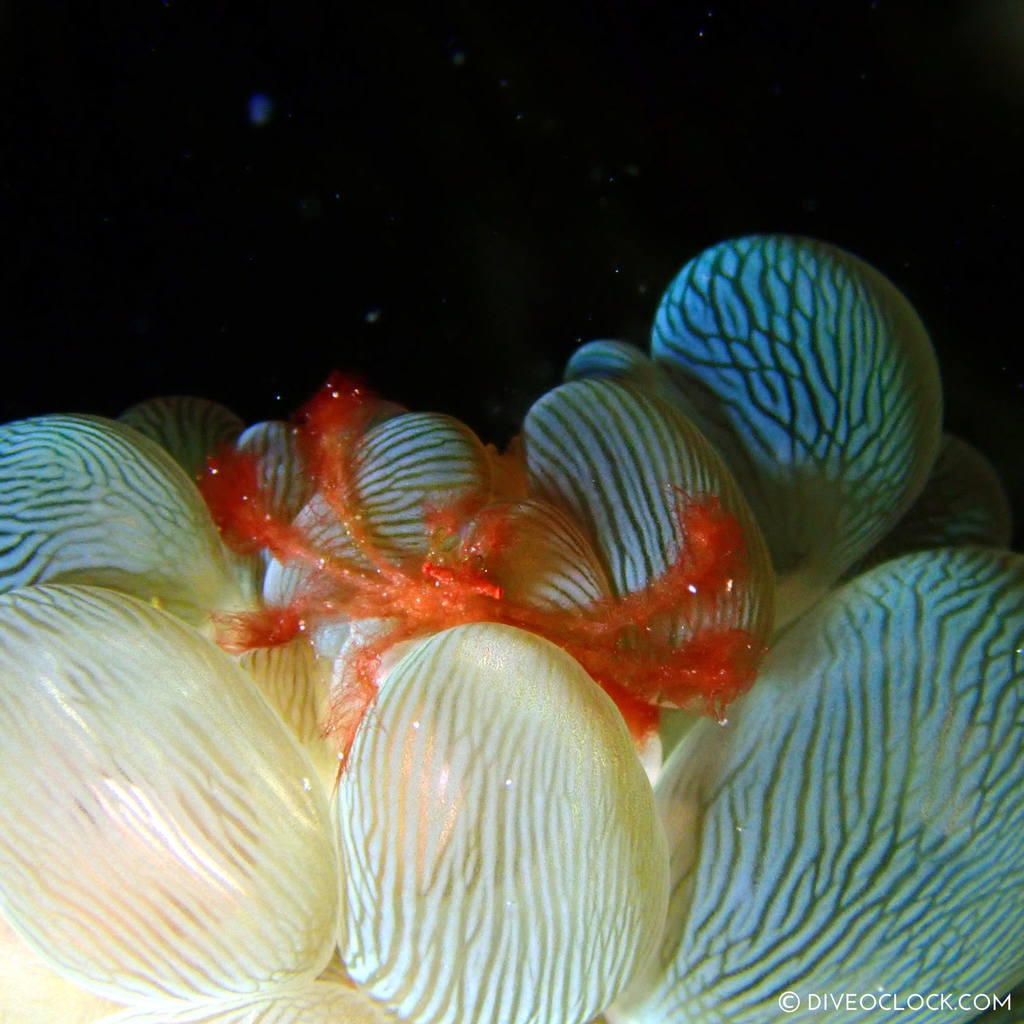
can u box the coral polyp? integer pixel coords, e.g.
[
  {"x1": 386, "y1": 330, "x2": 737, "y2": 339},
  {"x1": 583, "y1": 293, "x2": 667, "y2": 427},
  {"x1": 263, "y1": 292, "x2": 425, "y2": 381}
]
[{"x1": 200, "y1": 371, "x2": 765, "y2": 755}]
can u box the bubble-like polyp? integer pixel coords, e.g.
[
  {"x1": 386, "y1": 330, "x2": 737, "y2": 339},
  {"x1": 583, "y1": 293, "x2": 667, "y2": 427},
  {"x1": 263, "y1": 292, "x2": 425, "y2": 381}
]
[{"x1": 200, "y1": 372, "x2": 769, "y2": 760}]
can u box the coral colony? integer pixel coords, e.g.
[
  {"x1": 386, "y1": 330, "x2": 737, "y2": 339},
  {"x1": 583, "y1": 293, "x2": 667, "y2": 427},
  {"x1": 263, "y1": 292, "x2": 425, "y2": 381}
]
[{"x1": 0, "y1": 235, "x2": 1020, "y2": 1024}]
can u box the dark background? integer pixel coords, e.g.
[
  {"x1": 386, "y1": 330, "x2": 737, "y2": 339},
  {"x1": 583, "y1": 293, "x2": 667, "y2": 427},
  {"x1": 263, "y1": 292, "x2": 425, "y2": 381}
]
[{"x1": 3, "y1": 2, "x2": 1023, "y2": 538}]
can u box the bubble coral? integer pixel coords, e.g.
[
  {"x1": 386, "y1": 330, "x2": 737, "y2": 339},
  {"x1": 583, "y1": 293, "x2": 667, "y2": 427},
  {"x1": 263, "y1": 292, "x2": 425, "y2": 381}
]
[{"x1": 0, "y1": 235, "x2": 1020, "y2": 1024}]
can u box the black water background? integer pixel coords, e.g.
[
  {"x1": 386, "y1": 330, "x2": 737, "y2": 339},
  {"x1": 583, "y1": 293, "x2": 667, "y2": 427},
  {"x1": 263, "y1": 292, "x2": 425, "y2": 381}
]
[{"x1": 3, "y1": 2, "x2": 1023, "y2": 542}]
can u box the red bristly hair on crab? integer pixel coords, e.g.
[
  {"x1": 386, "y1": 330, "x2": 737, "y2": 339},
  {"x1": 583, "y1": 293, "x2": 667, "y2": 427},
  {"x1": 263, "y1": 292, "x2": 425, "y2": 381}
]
[
  {"x1": 458, "y1": 492, "x2": 761, "y2": 732},
  {"x1": 200, "y1": 373, "x2": 762, "y2": 761}
]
